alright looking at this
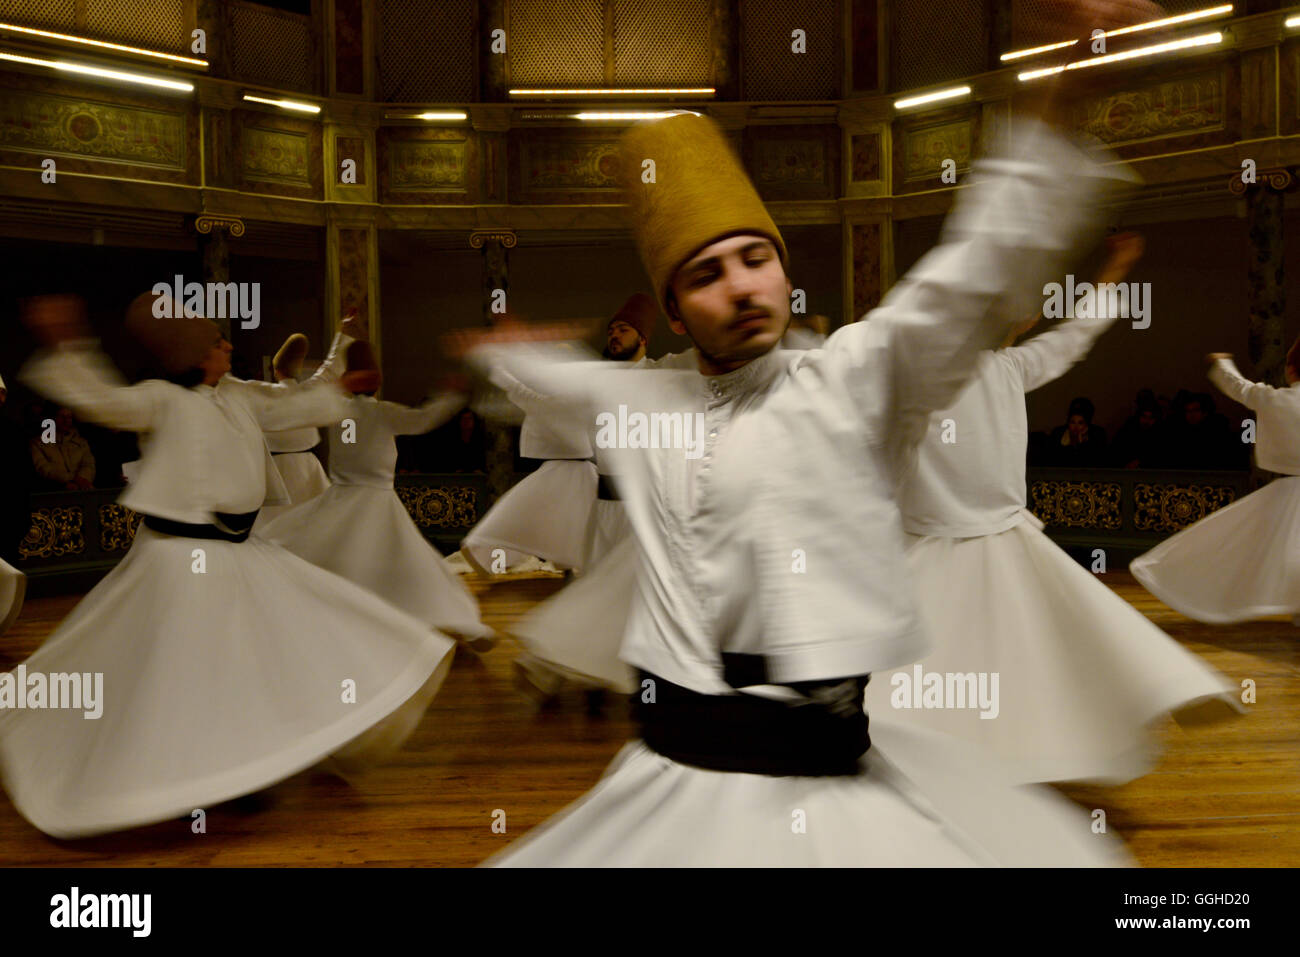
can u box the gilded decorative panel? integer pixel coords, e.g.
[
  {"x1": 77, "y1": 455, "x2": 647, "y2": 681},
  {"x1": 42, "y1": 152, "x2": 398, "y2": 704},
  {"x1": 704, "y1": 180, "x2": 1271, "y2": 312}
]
[
  {"x1": 1072, "y1": 68, "x2": 1225, "y2": 148},
  {"x1": 99, "y1": 504, "x2": 142, "y2": 552},
  {"x1": 850, "y1": 132, "x2": 881, "y2": 182},
  {"x1": 337, "y1": 227, "x2": 370, "y2": 323},
  {"x1": 0, "y1": 89, "x2": 185, "y2": 169},
  {"x1": 388, "y1": 140, "x2": 468, "y2": 191},
  {"x1": 395, "y1": 485, "x2": 479, "y2": 528},
  {"x1": 902, "y1": 119, "x2": 972, "y2": 183},
  {"x1": 1133, "y1": 483, "x2": 1235, "y2": 534},
  {"x1": 241, "y1": 127, "x2": 311, "y2": 185},
  {"x1": 520, "y1": 136, "x2": 621, "y2": 190},
  {"x1": 335, "y1": 135, "x2": 366, "y2": 186},
  {"x1": 744, "y1": 125, "x2": 839, "y2": 200},
  {"x1": 851, "y1": 222, "x2": 881, "y2": 320},
  {"x1": 19, "y1": 506, "x2": 85, "y2": 559},
  {"x1": 1028, "y1": 481, "x2": 1122, "y2": 530}
]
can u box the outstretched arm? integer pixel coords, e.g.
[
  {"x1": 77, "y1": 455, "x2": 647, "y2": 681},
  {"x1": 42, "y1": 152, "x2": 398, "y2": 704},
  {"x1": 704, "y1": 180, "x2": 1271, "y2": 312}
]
[
  {"x1": 18, "y1": 295, "x2": 168, "y2": 433},
  {"x1": 1207, "y1": 354, "x2": 1267, "y2": 411},
  {"x1": 378, "y1": 393, "x2": 469, "y2": 435},
  {"x1": 1004, "y1": 232, "x2": 1145, "y2": 392}
]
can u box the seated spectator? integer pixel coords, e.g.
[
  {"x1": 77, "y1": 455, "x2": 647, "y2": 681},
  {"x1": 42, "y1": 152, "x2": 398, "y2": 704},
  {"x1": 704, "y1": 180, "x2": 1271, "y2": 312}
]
[
  {"x1": 1109, "y1": 389, "x2": 1164, "y2": 469},
  {"x1": 1160, "y1": 390, "x2": 1242, "y2": 469},
  {"x1": 1047, "y1": 397, "x2": 1108, "y2": 466},
  {"x1": 30, "y1": 405, "x2": 95, "y2": 491},
  {"x1": 440, "y1": 409, "x2": 486, "y2": 473},
  {"x1": 79, "y1": 422, "x2": 139, "y2": 488}
]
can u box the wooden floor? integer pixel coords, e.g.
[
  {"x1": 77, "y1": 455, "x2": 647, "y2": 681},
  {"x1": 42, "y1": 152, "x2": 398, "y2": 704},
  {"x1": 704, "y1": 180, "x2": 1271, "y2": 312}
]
[{"x1": 0, "y1": 570, "x2": 1296, "y2": 867}]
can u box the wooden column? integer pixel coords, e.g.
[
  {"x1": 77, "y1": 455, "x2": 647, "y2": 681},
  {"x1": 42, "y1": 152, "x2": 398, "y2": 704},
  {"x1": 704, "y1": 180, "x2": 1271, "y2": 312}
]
[
  {"x1": 479, "y1": 235, "x2": 514, "y2": 500},
  {"x1": 1233, "y1": 169, "x2": 1292, "y2": 387}
]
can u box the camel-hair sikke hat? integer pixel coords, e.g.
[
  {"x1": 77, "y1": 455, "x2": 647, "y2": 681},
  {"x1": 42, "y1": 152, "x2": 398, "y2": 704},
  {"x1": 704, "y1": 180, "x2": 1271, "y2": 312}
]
[
  {"x1": 617, "y1": 113, "x2": 787, "y2": 313},
  {"x1": 273, "y1": 333, "x2": 309, "y2": 379}
]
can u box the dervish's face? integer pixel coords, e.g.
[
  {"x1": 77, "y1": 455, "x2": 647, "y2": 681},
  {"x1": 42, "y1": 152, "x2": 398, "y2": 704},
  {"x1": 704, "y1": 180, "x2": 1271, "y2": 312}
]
[
  {"x1": 605, "y1": 321, "x2": 643, "y2": 361},
  {"x1": 667, "y1": 234, "x2": 791, "y2": 373},
  {"x1": 199, "y1": 337, "x2": 232, "y2": 385}
]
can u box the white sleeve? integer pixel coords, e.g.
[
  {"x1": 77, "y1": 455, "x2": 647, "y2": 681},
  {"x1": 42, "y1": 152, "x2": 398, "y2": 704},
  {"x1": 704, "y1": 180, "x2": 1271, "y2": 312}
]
[
  {"x1": 1208, "y1": 358, "x2": 1267, "y2": 410},
  {"x1": 799, "y1": 118, "x2": 1138, "y2": 453},
  {"x1": 1002, "y1": 307, "x2": 1123, "y2": 393},
  {"x1": 376, "y1": 394, "x2": 468, "y2": 435},
  {"x1": 20, "y1": 341, "x2": 168, "y2": 433}
]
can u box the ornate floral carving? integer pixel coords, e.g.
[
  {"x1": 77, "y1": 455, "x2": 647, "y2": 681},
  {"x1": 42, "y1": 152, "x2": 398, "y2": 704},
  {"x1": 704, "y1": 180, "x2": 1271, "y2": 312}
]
[
  {"x1": 395, "y1": 485, "x2": 478, "y2": 528},
  {"x1": 1027, "y1": 481, "x2": 1122, "y2": 529},
  {"x1": 18, "y1": 507, "x2": 86, "y2": 559},
  {"x1": 1133, "y1": 483, "x2": 1236, "y2": 533},
  {"x1": 100, "y1": 504, "x2": 143, "y2": 552}
]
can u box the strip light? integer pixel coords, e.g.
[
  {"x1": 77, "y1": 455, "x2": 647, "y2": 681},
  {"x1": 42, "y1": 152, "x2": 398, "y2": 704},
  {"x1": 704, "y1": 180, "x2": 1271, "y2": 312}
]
[
  {"x1": 510, "y1": 87, "x2": 715, "y2": 96},
  {"x1": 0, "y1": 50, "x2": 194, "y2": 92},
  {"x1": 1001, "y1": 4, "x2": 1232, "y2": 62},
  {"x1": 242, "y1": 94, "x2": 321, "y2": 114},
  {"x1": 0, "y1": 20, "x2": 207, "y2": 67},
  {"x1": 573, "y1": 110, "x2": 701, "y2": 120},
  {"x1": 1287, "y1": 14, "x2": 1300, "y2": 28},
  {"x1": 894, "y1": 85, "x2": 971, "y2": 110},
  {"x1": 1018, "y1": 32, "x2": 1222, "y2": 81}
]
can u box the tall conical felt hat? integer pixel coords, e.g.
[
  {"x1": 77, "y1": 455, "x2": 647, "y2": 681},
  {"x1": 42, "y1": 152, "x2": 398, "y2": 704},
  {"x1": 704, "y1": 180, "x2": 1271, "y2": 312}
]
[
  {"x1": 273, "y1": 333, "x2": 309, "y2": 379},
  {"x1": 618, "y1": 113, "x2": 787, "y2": 311},
  {"x1": 345, "y1": 339, "x2": 379, "y2": 374},
  {"x1": 606, "y1": 293, "x2": 658, "y2": 340},
  {"x1": 124, "y1": 291, "x2": 221, "y2": 375}
]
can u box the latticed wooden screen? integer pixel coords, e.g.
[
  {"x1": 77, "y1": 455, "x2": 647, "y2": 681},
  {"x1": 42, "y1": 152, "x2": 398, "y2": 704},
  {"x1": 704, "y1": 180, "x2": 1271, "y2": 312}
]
[
  {"x1": 379, "y1": 0, "x2": 476, "y2": 102},
  {"x1": 740, "y1": 0, "x2": 841, "y2": 100},
  {"x1": 508, "y1": 0, "x2": 605, "y2": 87},
  {"x1": 890, "y1": 0, "x2": 987, "y2": 93},
  {"x1": 613, "y1": 0, "x2": 711, "y2": 87},
  {"x1": 230, "y1": 0, "x2": 313, "y2": 93},
  {"x1": 0, "y1": 0, "x2": 185, "y2": 51}
]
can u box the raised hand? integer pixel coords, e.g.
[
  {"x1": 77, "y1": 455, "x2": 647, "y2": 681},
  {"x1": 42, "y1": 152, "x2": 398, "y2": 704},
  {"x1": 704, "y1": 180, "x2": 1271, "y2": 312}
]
[{"x1": 341, "y1": 311, "x2": 369, "y2": 342}]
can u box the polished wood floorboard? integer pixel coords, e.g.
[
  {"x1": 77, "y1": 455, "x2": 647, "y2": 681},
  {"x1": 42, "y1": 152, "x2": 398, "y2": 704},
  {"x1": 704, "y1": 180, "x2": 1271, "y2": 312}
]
[{"x1": 0, "y1": 570, "x2": 1295, "y2": 867}]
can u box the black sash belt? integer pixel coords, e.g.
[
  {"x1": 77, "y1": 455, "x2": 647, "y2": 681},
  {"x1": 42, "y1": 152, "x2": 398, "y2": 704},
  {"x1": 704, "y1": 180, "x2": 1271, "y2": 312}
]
[
  {"x1": 143, "y1": 509, "x2": 260, "y2": 544},
  {"x1": 634, "y1": 666, "x2": 870, "y2": 777},
  {"x1": 597, "y1": 474, "x2": 621, "y2": 501}
]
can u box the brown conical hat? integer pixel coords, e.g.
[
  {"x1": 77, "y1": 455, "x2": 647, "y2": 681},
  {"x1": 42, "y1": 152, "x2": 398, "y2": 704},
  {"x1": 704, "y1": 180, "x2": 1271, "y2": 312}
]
[
  {"x1": 345, "y1": 339, "x2": 379, "y2": 374},
  {"x1": 124, "y1": 291, "x2": 222, "y2": 375},
  {"x1": 273, "y1": 333, "x2": 309, "y2": 379},
  {"x1": 606, "y1": 293, "x2": 658, "y2": 340},
  {"x1": 617, "y1": 113, "x2": 787, "y2": 312}
]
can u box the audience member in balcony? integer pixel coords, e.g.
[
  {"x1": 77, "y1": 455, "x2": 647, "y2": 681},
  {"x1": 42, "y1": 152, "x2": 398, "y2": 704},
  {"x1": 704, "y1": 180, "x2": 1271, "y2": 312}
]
[
  {"x1": 1132, "y1": 340, "x2": 1300, "y2": 624},
  {"x1": 79, "y1": 423, "x2": 139, "y2": 488},
  {"x1": 1109, "y1": 389, "x2": 1164, "y2": 469},
  {"x1": 1046, "y1": 396, "x2": 1108, "y2": 466},
  {"x1": 1160, "y1": 389, "x2": 1239, "y2": 469},
  {"x1": 439, "y1": 409, "x2": 487, "y2": 473},
  {"x1": 29, "y1": 405, "x2": 96, "y2": 491}
]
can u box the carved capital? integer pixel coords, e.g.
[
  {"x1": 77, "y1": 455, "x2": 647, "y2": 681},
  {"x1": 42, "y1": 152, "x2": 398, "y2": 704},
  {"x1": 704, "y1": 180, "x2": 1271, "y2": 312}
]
[
  {"x1": 1228, "y1": 167, "x2": 1292, "y2": 196},
  {"x1": 195, "y1": 214, "x2": 246, "y2": 237},
  {"x1": 469, "y1": 229, "x2": 517, "y2": 249}
]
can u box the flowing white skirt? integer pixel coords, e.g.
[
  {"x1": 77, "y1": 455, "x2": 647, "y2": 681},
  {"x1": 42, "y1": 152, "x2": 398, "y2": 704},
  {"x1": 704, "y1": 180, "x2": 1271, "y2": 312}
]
[
  {"x1": 487, "y1": 722, "x2": 1130, "y2": 867},
  {"x1": 866, "y1": 517, "x2": 1239, "y2": 785},
  {"x1": 463, "y1": 461, "x2": 597, "y2": 573},
  {"x1": 259, "y1": 484, "x2": 491, "y2": 639},
  {"x1": 254, "y1": 451, "x2": 330, "y2": 529},
  {"x1": 0, "y1": 526, "x2": 455, "y2": 838},
  {"x1": 0, "y1": 555, "x2": 24, "y2": 637},
  {"x1": 1131, "y1": 476, "x2": 1300, "y2": 623},
  {"x1": 582, "y1": 497, "x2": 630, "y2": 571},
  {"x1": 511, "y1": 532, "x2": 639, "y2": 693}
]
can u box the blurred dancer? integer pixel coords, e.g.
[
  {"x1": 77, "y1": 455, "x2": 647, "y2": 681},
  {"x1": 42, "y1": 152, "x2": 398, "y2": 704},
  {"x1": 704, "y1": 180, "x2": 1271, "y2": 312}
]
[
  {"x1": 0, "y1": 293, "x2": 454, "y2": 838},
  {"x1": 872, "y1": 233, "x2": 1238, "y2": 785},
  {"x1": 259, "y1": 329, "x2": 495, "y2": 650},
  {"x1": 460, "y1": 297, "x2": 655, "y2": 577},
  {"x1": 1131, "y1": 338, "x2": 1300, "y2": 623},
  {"x1": 252, "y1": 331, "x2": 338, "y2": 530},
  {"x1": 465, "y1": 37, "x2": 1148, "y2": 864}
]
